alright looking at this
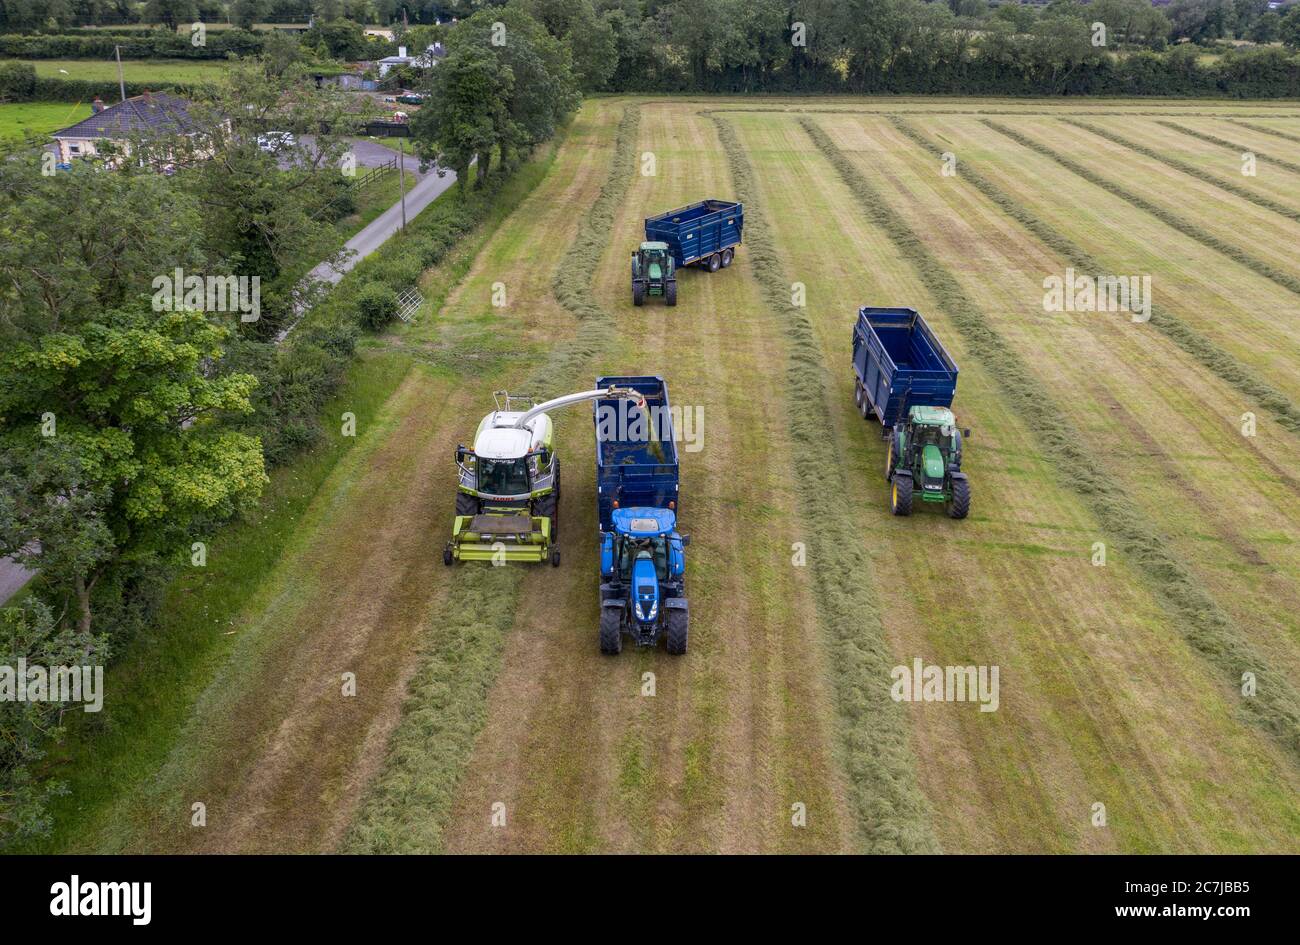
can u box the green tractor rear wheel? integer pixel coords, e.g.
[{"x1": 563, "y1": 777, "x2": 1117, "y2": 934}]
[{"x1": 947, "y1": 477, "x2": 970, "y2": 520}]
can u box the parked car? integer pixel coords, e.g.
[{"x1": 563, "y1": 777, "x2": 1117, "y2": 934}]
[{"x1": 257, "y1": 132, "x2": 296, "y2": 153}]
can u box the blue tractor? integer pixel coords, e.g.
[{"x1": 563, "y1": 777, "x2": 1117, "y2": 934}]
[
  {"x1": 593, "y1": 376, "x2": 690, "y2": 655},
  {"x1": 600, "y1": 508, "x2": 690, "y2": 654}
]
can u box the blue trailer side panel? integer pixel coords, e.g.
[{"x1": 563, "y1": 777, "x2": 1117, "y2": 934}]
[
  {"x1": 852, "y1": 307, "x2": 958, "y2": 428},
  {"x1": 645, "y1": 200, "x2": 743, "y2": 267},
  {"x1": 594, "y1": 375, "x2": 680, "y2": 530}
]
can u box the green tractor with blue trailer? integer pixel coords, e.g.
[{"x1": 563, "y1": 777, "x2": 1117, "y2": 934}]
[
  {"x1": 852, "y1": 306, "x2": 972, "y2": 519},
  {"x1": 631, "y1": 242, "x2": 676, "y2": 306},
  {"x1": 593, "y1": 376, "x2": 690, "y2": 655},
  {"x1": 444, "y1": 386, "x2": 645, "y2": 566}
]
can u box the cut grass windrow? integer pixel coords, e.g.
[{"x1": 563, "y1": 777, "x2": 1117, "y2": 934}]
[
  {"x1": 1060, "y1": 119, "x2": 1300, "y2": 223},
  {"x1": 804, "y1": 117, "x2": 1300, "y2": 762},
  {"x1": 709, "y1": 113, "x2": 941, "y2": 855},
  {"x1": 342, "y1": 105, "x2": 641, "y2": 853},
  {"x1": 890, "y1": 119, "x2": 1300, "y2": 436},
  {"x1": 982, "y1": 120, "x2": 1300, "y2": 300},
  {"x1": 1156, "y1": 120, "x2": 1300, "y2": 177},
  {"x1": 1228, "y1": 120, "x2": 1300, "y2": 146}
]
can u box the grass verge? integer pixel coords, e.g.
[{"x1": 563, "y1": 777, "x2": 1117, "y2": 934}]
[
  {"x1": 804, "y1": 116, "x2": 1300, "y2": 763},
  {"x1": 710, "y1": 111, "x2": 940, "y2": 854},
  {"x1": 891, "y1": 118, "x2": 1300, "y2": 436},
  {"x1": 982, "y1": 120, "x2": 1300, "y2": 300}
]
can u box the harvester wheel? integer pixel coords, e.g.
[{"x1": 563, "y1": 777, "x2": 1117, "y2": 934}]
[
  {"x1": 534, "y1": 493, "x2": 556, "y2": 519},
  {"x1": 442, "y1": 546, "x2": 454, "y2": 566},
  {"x1": 665, "y1": 281, "x2": 677, "y2": 306},
  {"x1": 666, "y1": 608, "x2": 688, "y2": 655},
  {"x1": 721, "y1": 248, "x2": 734, "y2": 268},
  {"x1": 948, "y1": 477, "x2": 971, "y2": 520},
  {"x1": 551, "y1": 549, "x2": 561, "y2": 567},
  {"x1": 891, "y1": 475, "x2": 913, "y2": 516},
  {"x1": 599, "y1": 607, "x2": 623, "y2": 655},
  {"x1": 455, "y1": 492, "x2": 478, "y2": 516},
  {"x1": 707, "y1": 254, "x2": 721, "y2": 273},
  {"x1": 633, "y1": 282, "x2": 645, "y2": 306}
]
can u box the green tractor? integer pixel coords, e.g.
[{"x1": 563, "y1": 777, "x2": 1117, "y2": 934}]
[
  {"x1": 631, "y1": 241, "x2": 677, "y2": 307},
  {"x1": 885, "y1": 405, "x2": 971, "y2": 519}
]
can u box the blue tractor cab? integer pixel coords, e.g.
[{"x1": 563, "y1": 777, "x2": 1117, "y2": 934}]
[{"x1": 599, "y1": 507, "x2": 689, "y2": 653}]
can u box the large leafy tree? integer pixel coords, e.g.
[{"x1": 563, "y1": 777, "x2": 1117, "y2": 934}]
[{"x1": 0, "y1": 309, "x2": 266, "y2": 635}]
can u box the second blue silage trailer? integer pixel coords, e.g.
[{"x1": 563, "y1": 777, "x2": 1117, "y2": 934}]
[
  {"x1": 852, "y1": 306, "x2": 959, "y2": 431},
  {"x1": 644, "y1": 200, "x2": 743, "y2": 271}
]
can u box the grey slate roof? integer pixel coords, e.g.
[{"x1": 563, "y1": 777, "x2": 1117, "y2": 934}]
[{"x1": 52, "y1": 92, "x2": 197, "y2": 140}]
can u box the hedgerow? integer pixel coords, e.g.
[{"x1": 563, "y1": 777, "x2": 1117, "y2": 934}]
[
  {"x1": 890, "y1": 118, "x2": 1300, "y2": 435},
  {"x1": 983, "y1": 120, "x2": 1300, "y2": 300},
  {"x1": 805, "y1": 117, "x2": 1300, "y2": 761},
  {"x1": 709, "y1": 112, "x2": 941, "y2": 855}
]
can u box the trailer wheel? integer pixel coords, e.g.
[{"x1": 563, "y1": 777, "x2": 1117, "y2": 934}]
[
  {"x1": 854, "y1": 383, "x2": 864, "y2": 410},
  {"x1": 885, "y1": 437, "x2": 895, "y2": 482},
  {"x1": 666, "y1": 608, "x2": 688, "y2": 655},
  {"x1": 455, "y1": 492, "x2": 478, "y2": 516},
  {"x1": 633, "y1": 282, "x2": 645, "y2": 306},
  {"x1": 859, "y1": 392, "x2": 872, "y2": 420},
  {"x1": 947, "y1": 477, "x2": 970, "y2": 520},
  {"x1": 600, "y1": 607, "x2": 623, "y2": 655},
  {"x1": 665, "y1": 281, "x2": 677, "y2": 306},
  {"x1": 707, "y1": 254, "x2": 721, "y2": 273},
  {"x1": 721, "y1": 248, "x2": 734, "y2": 268},
  {"x1": 891, "y1": 475, "x2": 913, "y2": 516}
]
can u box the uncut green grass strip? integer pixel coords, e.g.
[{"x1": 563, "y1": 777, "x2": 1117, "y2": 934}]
[
  {"x1": 1061, "y1": 118, "x2": 1300, "y2": 223},
  {"x1": 1227, "y1": 120, "x2": 1300, "y2": 146},
  {"x1": 709, "y1": 112, "x2": 941, "y2": 855},
  {"x1": 982, "y1": 121, "x2": 1300, "y2": 300},
  {"x1": 1156, "y1": 120, "x2": 1300, "y2": 177},
  {"x1": 890, "y1": 119, "x2": 1300, "y2": 436},
  {"x1": 343, "y1": 106, "x2": 642, "y2": 853},
  {"x1": 805, "y1": 116, "x2": 1300, "y2": 762}
]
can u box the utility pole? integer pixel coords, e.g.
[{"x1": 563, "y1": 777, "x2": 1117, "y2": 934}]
[{"x1": 115, "y1": 45, "x2": 127, "y2": 103}]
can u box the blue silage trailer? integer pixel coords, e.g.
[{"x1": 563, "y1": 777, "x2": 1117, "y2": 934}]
[
  {"x1": 593, "y1": 375, "x2": 690, "y2": 654},
  {"x1": 644, "y1": 199, "x2": 743, "y2": 273},
  {"x1": 852, "y1": 306, "x2": 958, "y2": 432}
]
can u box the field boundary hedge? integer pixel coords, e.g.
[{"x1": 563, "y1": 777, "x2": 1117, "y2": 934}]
[
  {"x1": 888, "y1": 118, "x2": 1300, "y2": 436},
  {"x1": 708, "y1": 110, "x2": 941, "y2": 855},
  {"x1": 342, "y1": 105, "x2": 641, "y2": 853},
  {"x1": 983, "y1": 120, "x2": 1300, "y2": 300},
  {"x1": 1061, "y1": 118, "x2": 1300, "y2": 223},
  {"x1": 804, "y1": 116, "x2": 1300, "y2": 761}
]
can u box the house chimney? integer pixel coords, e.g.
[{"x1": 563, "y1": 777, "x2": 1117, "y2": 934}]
[
  {"x1": 91, "y1": 96, "x2": 105, "y2": 113},
  {"x1": 142, "y1": 88, "x2": 152, "y2": 101}
]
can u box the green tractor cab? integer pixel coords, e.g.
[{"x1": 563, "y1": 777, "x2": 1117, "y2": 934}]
[
  {"x1": 885, "y1": 405, "x2": 972, "y2": 519},
  {"x1": 631, "y1": 241, "x2": 677, "y2": 307}
]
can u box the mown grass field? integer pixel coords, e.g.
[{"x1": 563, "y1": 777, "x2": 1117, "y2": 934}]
[
  {"x1": 0, "y1": 101, "x2": 90, "y2": 140},
  {"x1": 34, "y1": 96, "x2": 1300, "y2": 854},
  {"x1": 0, "y1": 58, "x2": 230, "y2": 83}
]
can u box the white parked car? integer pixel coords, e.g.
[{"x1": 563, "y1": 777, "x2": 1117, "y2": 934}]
[{"x1": 257, "y1": 132, "x2": 296, "y2": 153}]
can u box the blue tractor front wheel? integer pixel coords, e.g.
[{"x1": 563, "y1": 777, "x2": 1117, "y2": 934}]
[
  {"x1": 599, "y1": 605, "x2": 623, "y2": 655},
  {"x1": 666, "y1": 607, "x2": 688, "y2": 655}
]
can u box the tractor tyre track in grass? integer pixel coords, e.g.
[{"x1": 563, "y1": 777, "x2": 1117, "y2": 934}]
[
  {"x1": 801, "y1": 117, "x2": 1300, "y2": 763},
  {"x1": 711, "y1": 112, "x2": 941, "y2": 854},
  {"x1": 1059, "y1": 119, "x2": 1300, "y2": 223},
  {"x1": 1156, "y1": 121, "x2": 1300, "y2": 177},
  {"x1": 887, "y1": 119, "x2": 1300, "y2": 437},
  {"x1": 342, "y1": 102, "x2": 637, "y2": 853},
  {"x1": 981, "y1": 121, "x2": 1300, "y2": 301}
]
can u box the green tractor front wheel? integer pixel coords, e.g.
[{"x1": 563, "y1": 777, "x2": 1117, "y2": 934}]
[
  {"x1": 947, "y1": 476, "x2": 970, "y2": 520},
  {"x1": 665, "y1": 281, "x2": 677, "y2": 306},
  {"x1": 633, "y1": 281, "x2": 645, "y2": 306},
  {"x1": 891, "y1": 474, "x2": 913, "y2": 516}
]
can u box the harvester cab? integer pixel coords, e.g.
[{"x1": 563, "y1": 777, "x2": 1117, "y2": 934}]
[
  {"x1": 886, "y1": 405, "x2": 972, "y2": 519},
  {"x1": 631, "y1": 242, "x2": 676, "y2": 307},
  {"x1": 444, "y1": 386, "x2": 644, "y2": 567},
  {"x1": 599, "y1": 507, "x2": 690, "y2": 654}
]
